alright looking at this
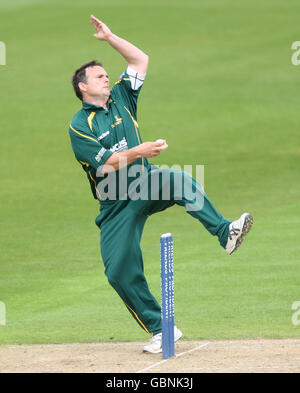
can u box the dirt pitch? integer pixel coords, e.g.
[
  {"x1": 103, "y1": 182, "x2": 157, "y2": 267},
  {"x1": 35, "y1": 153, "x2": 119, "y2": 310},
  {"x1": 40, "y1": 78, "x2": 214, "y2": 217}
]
[{"x1": 0, "y1": 339, "x2": 300, "y2": 373}]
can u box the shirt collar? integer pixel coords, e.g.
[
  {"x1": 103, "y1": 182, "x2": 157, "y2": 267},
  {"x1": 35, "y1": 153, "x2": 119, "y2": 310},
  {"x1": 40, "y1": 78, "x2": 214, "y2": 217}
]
[{"x1": 82, "y1": 100, "x2": 111, "y2": 111}]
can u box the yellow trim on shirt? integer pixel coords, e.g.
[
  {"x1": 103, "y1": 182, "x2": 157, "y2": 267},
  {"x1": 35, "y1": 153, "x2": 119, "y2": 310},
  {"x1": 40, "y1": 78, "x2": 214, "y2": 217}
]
[
  {"x1": 79, "y1": 161, "x2": 91, "y2": 167},
  {"x1": 78, "y1": 161, "x2": 101, "y2": 199},
  {"x1": 88, "y1": 170, "x2": 102, "y2": 200},
  {"x1": 114, "y1": 78, "x2": 131, "y2": 85},
  {"x1": 69, "y1": 124, "x2": 99, "y2": 144},
  {"x1": 87, "y1": 111, "x2": 96, "y2": 133},
  {"x1": 123, "y1": 106, "x2": 139, "y2": 130},
  {"x1": 123, "y1": 106, "x2": 144, "y2": 171}
]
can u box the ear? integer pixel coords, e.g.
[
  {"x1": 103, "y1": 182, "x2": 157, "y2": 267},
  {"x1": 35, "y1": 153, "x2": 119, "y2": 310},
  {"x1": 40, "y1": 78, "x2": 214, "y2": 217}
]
[{"x1": 78, "y1": 81, "x2": 87, "y2": 94}]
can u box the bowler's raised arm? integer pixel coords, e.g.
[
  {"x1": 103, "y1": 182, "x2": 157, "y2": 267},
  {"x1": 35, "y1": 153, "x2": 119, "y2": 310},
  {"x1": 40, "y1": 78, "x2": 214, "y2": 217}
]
[{"x1": 91, "y1": 15, "x2": 149, "y2": 74}]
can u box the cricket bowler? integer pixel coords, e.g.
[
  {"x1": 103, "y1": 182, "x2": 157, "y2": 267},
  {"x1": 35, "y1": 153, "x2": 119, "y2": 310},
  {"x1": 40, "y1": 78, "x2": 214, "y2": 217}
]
[{"x1": 68, "y1": 15, "x2": 253, "y2": 353}]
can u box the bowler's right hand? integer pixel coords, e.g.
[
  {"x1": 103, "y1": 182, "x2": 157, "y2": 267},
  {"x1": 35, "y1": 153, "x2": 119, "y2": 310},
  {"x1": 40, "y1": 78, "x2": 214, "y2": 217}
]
[
  {"x1": 137, "y1": 140, "x2": 168, "y2": 158},
  {"x1": 91, "y1": 15, "x2": 112, "y2": 41}
]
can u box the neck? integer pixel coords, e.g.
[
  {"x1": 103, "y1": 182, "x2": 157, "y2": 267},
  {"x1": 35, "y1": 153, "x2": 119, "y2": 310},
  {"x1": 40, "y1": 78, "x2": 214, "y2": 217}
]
[{"x1": 83, "y1": 95, "x2": 108, "y2": 109}]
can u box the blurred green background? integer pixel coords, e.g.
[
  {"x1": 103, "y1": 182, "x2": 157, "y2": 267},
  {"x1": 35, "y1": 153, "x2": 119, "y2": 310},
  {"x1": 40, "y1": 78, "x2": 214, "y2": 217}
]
[{"x1": 0, "y1": 0, "x2": 299, "y2": 344}]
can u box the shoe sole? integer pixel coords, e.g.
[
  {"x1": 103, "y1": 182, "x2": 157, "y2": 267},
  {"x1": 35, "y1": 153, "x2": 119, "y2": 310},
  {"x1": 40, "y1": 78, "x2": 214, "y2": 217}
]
[
  {"x1": 230, "y1": 213, "x2": 253, "y2": 255},
  {"x1": 143, "y1": 348, "x2": 162, "y2": 354}
]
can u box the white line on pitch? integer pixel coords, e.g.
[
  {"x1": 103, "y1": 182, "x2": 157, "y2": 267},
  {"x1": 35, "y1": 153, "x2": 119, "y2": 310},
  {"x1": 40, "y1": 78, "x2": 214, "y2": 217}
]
[
  {"x1": 175, "y1": 342, "x2": 210, "y2": 358},
  {"x1": 136, "y1": 358, "x2": 170, "y2": 374},
  {"x1": 136, "y1": 342, "x2": 210, "y2": 373}
]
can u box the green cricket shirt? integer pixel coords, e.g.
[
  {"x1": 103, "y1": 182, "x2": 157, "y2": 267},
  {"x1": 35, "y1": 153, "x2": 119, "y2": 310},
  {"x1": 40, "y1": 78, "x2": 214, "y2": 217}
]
[{"x1": 69, "y1": 67, "x2": 149, "y2": 201}]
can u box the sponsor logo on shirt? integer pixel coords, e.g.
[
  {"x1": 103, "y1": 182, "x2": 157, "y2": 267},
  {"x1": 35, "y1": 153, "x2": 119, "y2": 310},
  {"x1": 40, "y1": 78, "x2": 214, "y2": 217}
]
[
  {"x1": 98, "y1": 131, "x2": 110, "y2": 141},
  {"x1": 110, "y1": 137, "x2": 128, "y2": 153},
  {"x1": 95, "y1": 147, "x2": 107, "y2": 162}
]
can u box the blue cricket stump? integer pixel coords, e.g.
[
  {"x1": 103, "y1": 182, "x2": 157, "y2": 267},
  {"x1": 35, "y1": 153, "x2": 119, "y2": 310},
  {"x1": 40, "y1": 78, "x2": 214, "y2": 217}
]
[{"x1": 160, "y1": 233, "x2": 175, "y2": 359}]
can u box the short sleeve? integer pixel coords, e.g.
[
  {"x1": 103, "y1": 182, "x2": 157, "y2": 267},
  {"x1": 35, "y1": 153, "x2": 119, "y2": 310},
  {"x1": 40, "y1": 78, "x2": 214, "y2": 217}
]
[
  {"x1": 69, "y1": 123, "x2": 113, "y2": 172},
  {"x1": 111, "y1": 66, "x2": 146, "y2": 117}
]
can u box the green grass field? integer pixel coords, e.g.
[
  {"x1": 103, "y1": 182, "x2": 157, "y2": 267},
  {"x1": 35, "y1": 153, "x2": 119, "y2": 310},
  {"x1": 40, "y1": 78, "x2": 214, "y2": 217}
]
[{"x1": 1, "y1": 0, "x2": 300, "y2": 345}]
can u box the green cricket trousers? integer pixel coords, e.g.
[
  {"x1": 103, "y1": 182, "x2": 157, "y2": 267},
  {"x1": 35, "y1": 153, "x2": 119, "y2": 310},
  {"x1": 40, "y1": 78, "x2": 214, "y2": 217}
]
[{"x1": 95, "y1": 166, "x2": 230, "y2": 335}]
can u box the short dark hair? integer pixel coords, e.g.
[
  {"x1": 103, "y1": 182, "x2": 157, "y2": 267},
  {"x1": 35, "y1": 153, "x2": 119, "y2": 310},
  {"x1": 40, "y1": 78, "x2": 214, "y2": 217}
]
[{"x1": 72, "y1": 60, "x2": 103, "y2": 101}]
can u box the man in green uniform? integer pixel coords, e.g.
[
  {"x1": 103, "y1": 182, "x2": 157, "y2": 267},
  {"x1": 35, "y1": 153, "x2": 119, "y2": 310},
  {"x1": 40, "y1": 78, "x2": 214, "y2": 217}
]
[{"x1": 69, "y1": 15, "x2": 253, "y2": 354}]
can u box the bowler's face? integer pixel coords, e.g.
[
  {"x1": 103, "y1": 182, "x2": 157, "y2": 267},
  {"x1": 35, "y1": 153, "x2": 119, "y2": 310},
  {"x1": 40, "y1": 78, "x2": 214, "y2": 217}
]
[{"x1": 85, "y1": 65, "x2": 110, "y2": 98}]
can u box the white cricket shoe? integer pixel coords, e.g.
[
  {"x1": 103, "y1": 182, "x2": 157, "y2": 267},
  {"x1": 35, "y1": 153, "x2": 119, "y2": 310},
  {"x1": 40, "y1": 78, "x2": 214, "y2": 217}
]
[
  {"x1": 225, "y1": 213, "x2": 253, "y2": 255},
  {"x1": 143, "y1": 326, "x2": 183, "y2": 354}
]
